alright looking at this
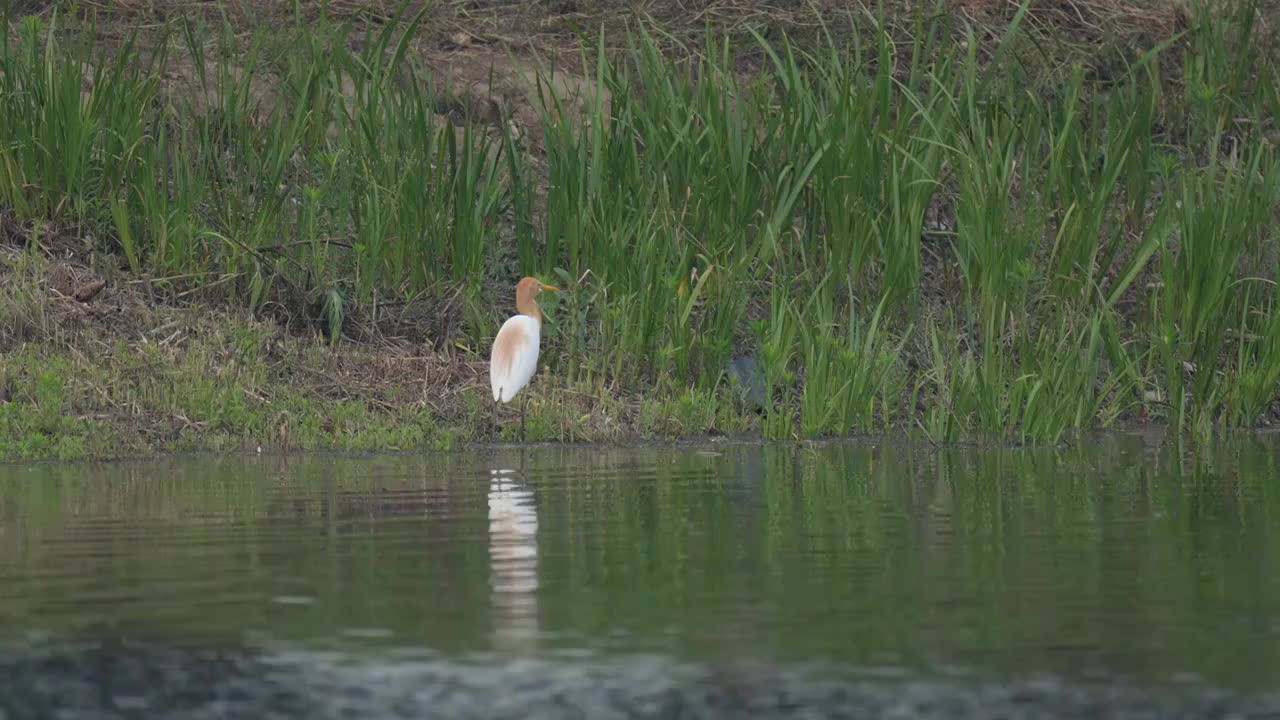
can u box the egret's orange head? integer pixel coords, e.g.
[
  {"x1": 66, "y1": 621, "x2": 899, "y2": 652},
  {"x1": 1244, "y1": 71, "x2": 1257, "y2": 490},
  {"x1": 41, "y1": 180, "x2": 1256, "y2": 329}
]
[{"x1": 514, "y1": 276, "x2": 559, "y2": 318}]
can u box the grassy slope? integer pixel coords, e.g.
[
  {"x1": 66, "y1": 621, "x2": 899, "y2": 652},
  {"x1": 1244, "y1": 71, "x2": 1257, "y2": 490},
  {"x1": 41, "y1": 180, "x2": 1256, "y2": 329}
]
[
  {"x1": 1, "y1": 245, "x2": 749, "y2": 459},
  {"x1": 3, "y1": 0, "x2": 1280, "y2": 460}
]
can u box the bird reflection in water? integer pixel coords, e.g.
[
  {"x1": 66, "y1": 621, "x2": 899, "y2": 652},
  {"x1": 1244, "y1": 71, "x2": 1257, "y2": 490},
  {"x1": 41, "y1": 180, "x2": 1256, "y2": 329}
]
[{"x1": 488, "y1": 468, "x2": 539, "y2": 654}]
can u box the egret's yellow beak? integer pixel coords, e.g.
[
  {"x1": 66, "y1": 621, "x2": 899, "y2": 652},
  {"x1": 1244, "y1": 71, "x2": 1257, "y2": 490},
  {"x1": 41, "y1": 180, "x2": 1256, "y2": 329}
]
[{"x1": 540, "y1": 283, "x2": 561, "y2": 292}]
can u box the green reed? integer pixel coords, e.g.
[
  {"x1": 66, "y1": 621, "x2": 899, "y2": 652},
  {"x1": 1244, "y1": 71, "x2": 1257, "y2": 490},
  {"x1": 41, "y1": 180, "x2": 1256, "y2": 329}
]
[
  {"x1": 3, "y1": 3, "x2": 1280, "y2": 443},
  {"x1": 0, "y1": 17, "x2": 153, "y2": 231},
  {"x1": 1156, "y1": 140, "x2": 1280, "y2": 432}
]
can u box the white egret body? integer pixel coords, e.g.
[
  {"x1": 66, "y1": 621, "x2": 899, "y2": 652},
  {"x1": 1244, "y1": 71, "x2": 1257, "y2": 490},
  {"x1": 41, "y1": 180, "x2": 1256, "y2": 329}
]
[
  {"x1": 489, "y1": 277, "x2": 559, "y2": 440},
  {"x1": 490, "y1": 314, "x2": 541, "y2": 402}
]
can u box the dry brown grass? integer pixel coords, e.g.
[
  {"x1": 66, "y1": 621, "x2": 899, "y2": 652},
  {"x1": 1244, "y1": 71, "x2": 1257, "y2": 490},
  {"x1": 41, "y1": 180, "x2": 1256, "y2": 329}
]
[{"x1": 14, "y1": 0, "x2": 1252, "y2": 70}]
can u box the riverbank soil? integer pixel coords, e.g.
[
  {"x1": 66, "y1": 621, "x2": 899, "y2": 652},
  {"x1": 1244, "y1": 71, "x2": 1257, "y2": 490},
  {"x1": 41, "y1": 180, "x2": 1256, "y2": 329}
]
[{"x1": 2, "y1": 1, "x2": 1279, "y2": 459}]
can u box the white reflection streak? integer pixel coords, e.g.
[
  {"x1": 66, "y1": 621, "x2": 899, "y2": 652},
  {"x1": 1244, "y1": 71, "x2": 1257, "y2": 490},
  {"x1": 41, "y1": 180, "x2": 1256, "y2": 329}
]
[{"x1": 488, "y1": 470, "x2": 539, "y2": 654}]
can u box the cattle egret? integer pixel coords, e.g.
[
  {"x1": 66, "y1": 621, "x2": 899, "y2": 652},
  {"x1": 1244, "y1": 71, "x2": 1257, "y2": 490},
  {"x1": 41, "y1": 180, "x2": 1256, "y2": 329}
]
[{"x1": 489, "y1": 276, "x2": 559, "y2": 440}]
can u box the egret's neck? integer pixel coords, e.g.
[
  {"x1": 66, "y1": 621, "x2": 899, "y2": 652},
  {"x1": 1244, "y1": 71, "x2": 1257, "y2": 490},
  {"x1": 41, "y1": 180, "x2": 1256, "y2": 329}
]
[{"x1": 515, "y1": 296, "x2": 541, "y2": 324}]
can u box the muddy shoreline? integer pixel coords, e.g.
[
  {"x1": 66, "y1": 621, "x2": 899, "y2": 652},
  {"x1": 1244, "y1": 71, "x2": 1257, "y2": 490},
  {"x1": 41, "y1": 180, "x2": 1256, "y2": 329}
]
[{"x1": 0, "y1": 421, "x2": 1201, "y2": 468}]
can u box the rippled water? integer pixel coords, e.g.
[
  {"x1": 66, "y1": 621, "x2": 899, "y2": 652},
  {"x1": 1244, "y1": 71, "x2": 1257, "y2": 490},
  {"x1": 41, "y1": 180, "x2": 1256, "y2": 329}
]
[{"x1": 3, "y1": 435, "x2": 1280, "y2": 718}]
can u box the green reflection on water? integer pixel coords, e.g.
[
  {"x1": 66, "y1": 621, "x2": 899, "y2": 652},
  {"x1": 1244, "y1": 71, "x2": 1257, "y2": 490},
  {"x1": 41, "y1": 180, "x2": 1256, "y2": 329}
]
[{"x1": 1, "y1": 434, "x2": 1277, "y2": 689}]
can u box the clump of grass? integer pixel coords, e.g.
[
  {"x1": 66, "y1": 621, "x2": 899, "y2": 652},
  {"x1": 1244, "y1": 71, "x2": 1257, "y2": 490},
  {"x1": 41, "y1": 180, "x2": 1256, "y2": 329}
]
[
  {"x1": 1155, "y1": 142, "x2": 1280, "y2": 433},
  {"x1": 0, "y1": 246, "x2": 55, "y2": 345},
  {"x1": 795, "y1": 285, "x2": 907, "y2": 438}
]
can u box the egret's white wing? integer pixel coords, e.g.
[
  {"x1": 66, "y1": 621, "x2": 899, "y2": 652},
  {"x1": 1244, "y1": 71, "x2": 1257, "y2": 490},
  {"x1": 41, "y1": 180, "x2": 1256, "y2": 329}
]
[{"x1": 489, "y1": 315, "x2": 541, "y2": 402}]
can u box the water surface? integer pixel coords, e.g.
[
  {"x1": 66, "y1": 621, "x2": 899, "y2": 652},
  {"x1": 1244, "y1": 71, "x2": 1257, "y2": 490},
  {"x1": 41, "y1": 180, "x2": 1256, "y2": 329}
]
[{"x1": 2, "y1": 435, "x2": 1280, "y2": 717}]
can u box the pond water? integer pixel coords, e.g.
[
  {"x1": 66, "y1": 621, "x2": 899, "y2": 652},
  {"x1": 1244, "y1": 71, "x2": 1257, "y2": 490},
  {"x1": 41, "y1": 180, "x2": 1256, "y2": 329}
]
[{"x1": 2, "y1": 434, "x2": 1280, "y2": 718}]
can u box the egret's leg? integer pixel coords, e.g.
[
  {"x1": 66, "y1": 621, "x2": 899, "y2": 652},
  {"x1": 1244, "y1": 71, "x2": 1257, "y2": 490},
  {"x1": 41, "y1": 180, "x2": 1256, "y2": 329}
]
[
  {"x1": 520, "y1": 392, "x2": 527, "y2": 442},
  {"x1": 492, "y1": 388, "x2": 501, "y2": 441}
]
